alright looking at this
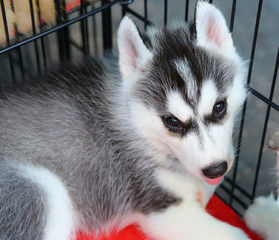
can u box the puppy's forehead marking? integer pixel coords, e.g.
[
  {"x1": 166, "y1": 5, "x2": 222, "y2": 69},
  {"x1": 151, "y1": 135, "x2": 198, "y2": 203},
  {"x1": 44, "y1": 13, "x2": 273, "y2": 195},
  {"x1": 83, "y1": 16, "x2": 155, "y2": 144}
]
[
  {"x1": 173, "y1": 58, "x2": 197, "y2": 102},
  {"x1": 167, "y1": 91, "x2": 194, "y2": 122},
  {"x1": 198, "y1": 80, "x2": 218, "y2": 115}
]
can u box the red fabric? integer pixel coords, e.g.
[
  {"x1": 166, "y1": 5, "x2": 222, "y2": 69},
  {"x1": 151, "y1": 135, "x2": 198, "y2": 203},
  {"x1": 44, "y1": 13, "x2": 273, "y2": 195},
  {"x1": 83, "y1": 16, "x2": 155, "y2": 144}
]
[
  {"x1": 76, "y1": 225, "x2": 151, "y2": 240},
  {"x1": 66, "y1": 0, "x2": 81, "y2": 12},
  {"x1": 76, "y1": 195, "x2": 264, "y2": 240},
  {"x1": 206, "y1": 195, "x2": 263, "y2": 240}
]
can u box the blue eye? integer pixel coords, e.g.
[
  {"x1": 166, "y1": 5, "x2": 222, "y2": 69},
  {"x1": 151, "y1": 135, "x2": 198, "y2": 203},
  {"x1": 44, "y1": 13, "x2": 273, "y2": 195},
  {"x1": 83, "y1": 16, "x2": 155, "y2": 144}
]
[
  {"x1": 165, "y1": 116, "x2": 179, "y2": 127},
  {"x1": 213, "y1": 100, "x2": 226, "y2": 119},
  {"x1": 162, "y1": 115, "x2": 184, "y2": 134}
]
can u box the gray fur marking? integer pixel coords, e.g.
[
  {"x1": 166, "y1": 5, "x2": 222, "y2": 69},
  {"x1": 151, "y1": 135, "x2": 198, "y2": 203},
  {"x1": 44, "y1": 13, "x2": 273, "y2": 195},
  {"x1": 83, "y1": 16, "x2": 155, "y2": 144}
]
[
  {"x1": 134, "y1": 23, "x2": 236, "y2": 112},
  {"x1": 173, "y1": 57, "x2": 197, "y2": 103},
  {"x1": 0, "y1": 158, "x2": 46, "y2": 240},
  {"x1": 0, "y1": 57, "x2": 179, "y2": 236}
]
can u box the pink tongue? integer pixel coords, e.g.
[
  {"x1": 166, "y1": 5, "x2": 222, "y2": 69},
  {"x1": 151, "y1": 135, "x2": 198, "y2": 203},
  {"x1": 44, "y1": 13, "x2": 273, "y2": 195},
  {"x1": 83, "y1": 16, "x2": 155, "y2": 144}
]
[{"x1": 205, "y1": 176, "x2": 223, "y2": 185}]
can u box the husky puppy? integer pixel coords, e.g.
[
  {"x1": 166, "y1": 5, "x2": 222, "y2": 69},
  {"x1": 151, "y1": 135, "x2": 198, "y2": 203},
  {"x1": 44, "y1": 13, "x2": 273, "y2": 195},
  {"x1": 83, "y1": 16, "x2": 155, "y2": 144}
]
[{"x1": 0, "y1": 1, "x2": 249, "y2": 240}]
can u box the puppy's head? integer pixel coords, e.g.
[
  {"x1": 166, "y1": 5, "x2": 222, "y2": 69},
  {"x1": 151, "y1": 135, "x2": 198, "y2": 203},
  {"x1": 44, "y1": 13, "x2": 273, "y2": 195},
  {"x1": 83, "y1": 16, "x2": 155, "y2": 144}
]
[{"x1": 117, "y1": 1, "x2": 247, "y2": 184}]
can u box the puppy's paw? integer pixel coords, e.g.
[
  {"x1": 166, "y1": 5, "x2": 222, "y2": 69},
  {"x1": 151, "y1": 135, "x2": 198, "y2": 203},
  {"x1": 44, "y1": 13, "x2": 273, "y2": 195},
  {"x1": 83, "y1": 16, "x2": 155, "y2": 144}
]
[{"x1": 244, "y1": 195, "x2": 279, "y2": 240}]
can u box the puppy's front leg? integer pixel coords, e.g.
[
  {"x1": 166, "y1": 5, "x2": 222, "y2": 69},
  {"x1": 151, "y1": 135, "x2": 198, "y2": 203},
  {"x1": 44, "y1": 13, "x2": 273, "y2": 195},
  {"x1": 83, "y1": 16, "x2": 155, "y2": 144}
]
[{"x1": 138, "y1": 201, "x2": 251, "y2": 240}]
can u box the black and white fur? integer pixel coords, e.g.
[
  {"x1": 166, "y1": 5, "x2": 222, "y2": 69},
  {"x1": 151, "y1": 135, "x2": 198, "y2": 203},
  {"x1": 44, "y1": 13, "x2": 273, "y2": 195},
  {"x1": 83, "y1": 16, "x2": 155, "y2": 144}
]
[{"x1": 0, "y1": 2, "x2": 249, "y2": 240}]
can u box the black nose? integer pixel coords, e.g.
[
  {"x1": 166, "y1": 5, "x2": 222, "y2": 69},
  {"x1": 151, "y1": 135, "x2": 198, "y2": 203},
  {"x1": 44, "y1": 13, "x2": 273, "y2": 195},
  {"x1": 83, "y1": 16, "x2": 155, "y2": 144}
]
[{"x1": 202, "y1": 161, "x2": 228, "y2": 179}]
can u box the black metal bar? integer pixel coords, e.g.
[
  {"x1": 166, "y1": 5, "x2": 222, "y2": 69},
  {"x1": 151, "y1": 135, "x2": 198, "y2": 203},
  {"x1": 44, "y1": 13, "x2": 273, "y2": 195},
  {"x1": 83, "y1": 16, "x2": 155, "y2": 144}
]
[
  {"x1": 40, "y1": 38, "x2": 47, "y2": 70},
  {"x1": 144, "y1": 0, "x2": 148, "y2": 30},
  {"x1": 55, "y1": 0, "x2": 62, "y2": 23},
  {"x1": 29, "y1": 0, "x2": 41, "y2": 73},
  {"x1": 124, "y1": 7, "x2": 154, "y2": 26},
  {"x1": 1, "y1": 0, "x2": 11, "y2": 45},
  {"x1": 28, "y1": 0, "x2": 37, "y2": 34},
  {"x1": 228, "y1": 204, "x2": 243, "y2": 217},
  {"x1": 251, "y1": 47, "x2": 279, "y2": 199},
  {"x1": 80, "y1": 0, "x2": 89, "y2": 54},
  {"x1": 17, "y1": 47, "x2": 24, "y2": 79},
  {"x1": 65, "y1": 0, "x2": 92, "y2": 15},
  {"x1": 121, "y1": 3, "x2": 127, "y2": 16},
  {"x1": 1, "y1": 0, "x2": 16, "y2": 84},
  {"x1": 219, "y1": 184, "x2": 248, "y2": 209},
  {"x1": 36, "y1": 0, "x2": 47, "y2": 70},
  {"x1": 247, "y1": 0, "x2": 263, "y2": 85},
  {"x1": 68, "y1": 39, "x2": 83, "y2": 51},
  {"x1": 119, "y1": 0, "x2": 134, "y2": 4},
  {"x1": 120, "y1": 0, "x2": 134, "y2": 16},
  {"x1": 62, "y1": 0, "x2": 70, "y2": 60},
  {"x1": 55, "y1": 0, "x2": 70, "y2": 61},
  {"x1": 215, "y1": 192, "x2": 243, "y2": 216},
  {"x1": 164, "y1": 0, "x2": 168, "y2": 26},
  {"x1": 223, "y1": 177, "x2": 253, "y2": 199},
  {"x1": 228, "y1": 0, "x2": 263, "y2": 205},
  {"x1": 91, "y1": 3, "x2": 98, "y2": 53},
  {"x1": 102, "y1": 0, "x2": 112, "y2": 51},
  {"x1": 249, "y1": 88, "x2": 279, "y2": 112},
  {"x1": 229, "y1": 0, "x2": 237, "y2": 33},
  {"x1": 185, "y1": 0, "x2": 189, "y2": 22},
  {"x1": 0, "y1": 0, "x2": 119, "y2": 55},
  {"x1": 36, "y1": 0, "x2": 42, "y2": 31},
  {"x1": 8, "y1": 52, "x2": 15, "y2": 84},
  {"x1": 229, "y1": 100, "x2": 247, "y2": 205},
  {"x1": 52, "y1": 0, "x2": 62, "y2": 61}
]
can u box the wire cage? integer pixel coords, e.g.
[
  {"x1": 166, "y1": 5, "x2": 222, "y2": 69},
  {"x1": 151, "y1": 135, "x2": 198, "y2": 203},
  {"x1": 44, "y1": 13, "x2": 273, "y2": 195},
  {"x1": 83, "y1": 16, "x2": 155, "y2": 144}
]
[{"x1": 0, "y1": 0, "x2": 278, "y2": 217}]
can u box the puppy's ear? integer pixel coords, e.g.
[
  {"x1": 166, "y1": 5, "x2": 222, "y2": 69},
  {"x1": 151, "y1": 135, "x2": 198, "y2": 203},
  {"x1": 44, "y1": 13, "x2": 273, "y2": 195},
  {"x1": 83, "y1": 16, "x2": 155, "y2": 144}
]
[
  {"x1": 194, "y1": 1, "x2": 234, "y2": 52},
  {"x1": 117, "y1": 16, "x2": 153, "y2": 78}
]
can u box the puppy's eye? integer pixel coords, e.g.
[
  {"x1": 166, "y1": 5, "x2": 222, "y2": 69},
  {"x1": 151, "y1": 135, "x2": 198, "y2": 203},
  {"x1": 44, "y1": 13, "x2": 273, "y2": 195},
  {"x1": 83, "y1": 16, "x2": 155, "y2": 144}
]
[
  {"x1": 165, "y1": 116, "x2": 180, "y2": 128},
  {"x1": 162, "y1": 115, "x2": 184, "y2": 134},
  {"x1": 213, "y1": 100, "x2": 226, "y2": 119}
]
